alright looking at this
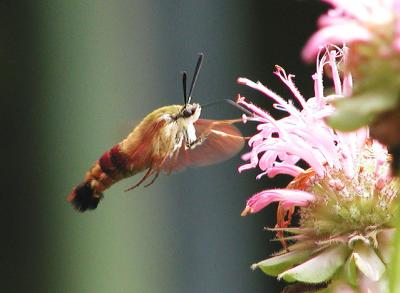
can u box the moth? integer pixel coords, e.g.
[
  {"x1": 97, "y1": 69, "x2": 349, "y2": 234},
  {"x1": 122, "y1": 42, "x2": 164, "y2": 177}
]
[{"x1": 67, "y1": 54, "x2": 244, "y2": 211}]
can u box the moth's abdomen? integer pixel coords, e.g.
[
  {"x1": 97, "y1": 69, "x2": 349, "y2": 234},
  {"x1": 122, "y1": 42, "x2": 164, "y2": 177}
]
[{"x1": 67, "y1": 144, "x2": 131, "y2": 212}]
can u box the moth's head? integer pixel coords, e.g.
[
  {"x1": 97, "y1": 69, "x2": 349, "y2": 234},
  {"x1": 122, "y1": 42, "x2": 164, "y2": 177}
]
[{"x1": 178, "y1": 103, "x2": 201, "y2": 122}]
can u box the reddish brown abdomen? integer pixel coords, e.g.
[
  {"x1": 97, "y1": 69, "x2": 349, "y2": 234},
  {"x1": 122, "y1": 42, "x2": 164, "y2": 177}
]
[{"x1": 67, "y1": 144, "x2": 131, "y2": 212}]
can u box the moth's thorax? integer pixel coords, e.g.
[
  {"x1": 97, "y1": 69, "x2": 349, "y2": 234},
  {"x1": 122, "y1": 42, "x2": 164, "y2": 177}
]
[
  {"x1": 120, "y1": 103, "x2": 201, "y2": 161},
  {"x1": 162, "y1": 103, "x2": 202, "y2": 148}
]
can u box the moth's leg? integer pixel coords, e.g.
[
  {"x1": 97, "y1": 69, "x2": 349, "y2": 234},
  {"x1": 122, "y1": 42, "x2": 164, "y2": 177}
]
[
  {"x1": 144, "y1": 171, "x2": 160, "y2": 187},
  {"x1": 124, "y1": 168, "x2": 153, "y2": 191},
  {"x1": 186, "y1": 133, "x2": 209, "y2": 149}
]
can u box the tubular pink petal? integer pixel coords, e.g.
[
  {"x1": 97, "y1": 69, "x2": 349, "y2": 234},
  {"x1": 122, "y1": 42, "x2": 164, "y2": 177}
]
[
  {"x1": 313, "y1": 74, "x2": 323, "y2": 105},
  {"x1": 238, "y1": 78, "x2": 302, "y2": 119},
  {"x1": 236, "y1": 96, "x2": 272, "y2": 121},
  {"x1": 342, "y1": 72, "x2": 353, "y2": 96},
  {"x1": 244, "y1": 189, "x2": 315, "y2": 214},
  {"x1": 268, "y1": 142, "x2": 325, "y2": 177},
  {"x1": 238, "y1": 164, "x2": 256, "y2": 173},
  {"x1": 278, "y1": 153, "x2": 299, "y2": 165},
  {"x1": 274, "y1": 65, "x2": 308, "y2": 110},
  {"x1": 321, "y1": 0, "x2": 362, "y2": 16},
  {"x1": 318, "y1": 14, "x2": 355, "y2": 27},
  {"x1": 255, "y1": 171, "x2": 268, "y2": 180},
  {"x1": 241, "y1": 152, "x2": 251, "y2": 160},
  {"x1": 259, "y1": 152, "x2": 278, "y2": 171},
  {"x1": 248, "y1": 132, "x2": 268, "y2": 147},
  {"x1": 321, "y1": 0, "x2": 392, "y2": 23},
  {"x1": 328, "y1": 50, "x2": 342, "y2": 95},
  {"x1": 302, "y1": 25, "x2": 371, "y2": 62},
  {"x1": 266, "y1": 164, "x2": 304, "y2": 178},
  {"x1": 314, "y1": 50, "x2": 327, "y2": 105},
  {"x1": 293, "y1": 127, "x2": 339, "y2": 168}
]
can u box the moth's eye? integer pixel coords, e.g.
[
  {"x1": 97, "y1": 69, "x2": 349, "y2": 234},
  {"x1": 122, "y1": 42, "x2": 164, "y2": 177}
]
[{"x1": 182, "y1": 108, "x2": 193, "y2": 118}]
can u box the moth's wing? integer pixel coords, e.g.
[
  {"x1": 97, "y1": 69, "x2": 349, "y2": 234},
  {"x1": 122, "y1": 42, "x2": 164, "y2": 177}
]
[
  {"x1": 163, "y1": 119, "x2": 244, "y2": 173},
  {"x1": 123, "y1": 117, "x2": 169, "y2": 161}
]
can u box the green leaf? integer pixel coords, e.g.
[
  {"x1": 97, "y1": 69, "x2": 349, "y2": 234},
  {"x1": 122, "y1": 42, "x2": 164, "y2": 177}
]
[
  {"x1": 353, "y1": 241, "x2": 385, "y2": 282},
  {"x1": 327, "y1": 90, "x2": 398, "y2": 131},
  {"x1": 278, "y1": 245, "x2": 348, "y2": 283},
  {"x1": 390, "y1": 223, "x2": 400, "y2": 292},
  {"x1": 252, "y1": 249, "x2": 312, "y2": 277},
  {"x1": 344, "y1": 254, "x2": 357, "y2": 286}
]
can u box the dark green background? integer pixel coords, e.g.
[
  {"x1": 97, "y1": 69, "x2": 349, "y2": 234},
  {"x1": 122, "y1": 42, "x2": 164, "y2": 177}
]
[{"x1": 2, "y1": 1, "x2": 325, "y2": 292}]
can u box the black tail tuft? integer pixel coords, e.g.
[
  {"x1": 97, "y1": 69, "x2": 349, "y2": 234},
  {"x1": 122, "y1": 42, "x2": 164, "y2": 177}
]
[{"x1": 67, "y1": 181, "x2": 102, "y2": 212}]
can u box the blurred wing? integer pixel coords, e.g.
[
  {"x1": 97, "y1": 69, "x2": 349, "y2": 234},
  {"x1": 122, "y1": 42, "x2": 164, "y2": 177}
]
[{"x1": 163, "y1": 119, "x2": 244, "y2": 173}]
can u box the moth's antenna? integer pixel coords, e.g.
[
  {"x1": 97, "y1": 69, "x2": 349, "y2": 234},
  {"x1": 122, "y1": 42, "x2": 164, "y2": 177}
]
[
  {"x1": 182, "y1": 71, "x2": 188, "y2": 105},
  {"x1": 187, "y1": 53, "x2": 204, "y2": 104}
]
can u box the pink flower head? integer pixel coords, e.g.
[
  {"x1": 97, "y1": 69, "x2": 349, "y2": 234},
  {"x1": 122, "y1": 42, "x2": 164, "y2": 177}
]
[
  {"x1": 239, "y1": 48, "x2": 399, "y2": 292},
  {"x1": 303, "y1": 1, "x2": 400, "y2": 169},
  {"x1": 237, "y1": 48, "x2": 391, "y2": 216},
  {"x1": 302, "y1": 0, "x2": 400, "y2": 62}
]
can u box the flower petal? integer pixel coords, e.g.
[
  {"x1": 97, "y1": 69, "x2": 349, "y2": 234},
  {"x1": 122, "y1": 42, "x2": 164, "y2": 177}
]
[
  {"x1": 266, "y1": 164, "x2": 304, "y2": 178},
  {"x1": 242, "y1": 189, "x2": 315, "y2": 215},
  {"x1": 302, "y1": 24, "x2": 371, "y2": 62}
]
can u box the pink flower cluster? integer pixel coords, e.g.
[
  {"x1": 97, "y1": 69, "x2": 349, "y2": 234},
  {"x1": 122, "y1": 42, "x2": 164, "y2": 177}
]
[
  {"x1": 237, "y1": 49, "x2": 388, "y2": 216},
  {"x1": 302, "y1": 0, "x2": 400, "y2": 61}
]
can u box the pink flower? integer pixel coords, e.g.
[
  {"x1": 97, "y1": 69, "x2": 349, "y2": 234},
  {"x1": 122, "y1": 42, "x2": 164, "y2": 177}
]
[
  {"x1": 302, "y1": 1, "x2": 400, "y2": 173},
  {"x1": 302, "y1": 0, "x2": 400, "y2": 62},
  {"x1": 238, "y1": 49, "x2": 373, "y2": 215},
  {"x1": 237, "y1": 48, "x2": 399, "y2": 291}
]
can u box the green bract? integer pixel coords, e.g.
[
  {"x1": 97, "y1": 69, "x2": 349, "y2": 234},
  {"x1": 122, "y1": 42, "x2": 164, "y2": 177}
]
[{"x1": 327, "y1": 90, "x2": 398, "y2": 131}]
